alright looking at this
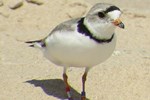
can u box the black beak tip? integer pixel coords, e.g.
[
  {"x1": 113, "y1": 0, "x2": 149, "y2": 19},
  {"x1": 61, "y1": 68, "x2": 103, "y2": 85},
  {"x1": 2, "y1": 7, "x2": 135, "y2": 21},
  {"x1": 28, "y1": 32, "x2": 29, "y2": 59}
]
[{"x1": 119, "y1": 22, "x2": 125, "y2": 29}]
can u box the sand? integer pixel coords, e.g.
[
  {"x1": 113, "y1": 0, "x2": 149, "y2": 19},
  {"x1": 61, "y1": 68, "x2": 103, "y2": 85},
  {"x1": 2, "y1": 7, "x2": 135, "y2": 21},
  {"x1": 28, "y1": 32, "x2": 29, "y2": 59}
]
[{"x1": 0, "y1": 0, "x2": 150, "y2": 100}]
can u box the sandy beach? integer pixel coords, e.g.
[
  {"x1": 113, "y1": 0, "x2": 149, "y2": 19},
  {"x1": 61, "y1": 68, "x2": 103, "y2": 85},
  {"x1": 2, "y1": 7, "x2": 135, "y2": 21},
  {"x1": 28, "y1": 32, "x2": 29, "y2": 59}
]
[{"x1": 0, "y1": 0, "x2": 150, "y2": 100}]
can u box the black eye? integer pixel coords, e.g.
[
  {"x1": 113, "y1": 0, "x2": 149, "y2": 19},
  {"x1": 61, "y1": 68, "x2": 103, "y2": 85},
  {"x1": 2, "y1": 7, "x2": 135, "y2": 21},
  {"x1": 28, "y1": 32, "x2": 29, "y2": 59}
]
[{"x1": 98, "y1": 12, "x2": 105, "y2": 18}]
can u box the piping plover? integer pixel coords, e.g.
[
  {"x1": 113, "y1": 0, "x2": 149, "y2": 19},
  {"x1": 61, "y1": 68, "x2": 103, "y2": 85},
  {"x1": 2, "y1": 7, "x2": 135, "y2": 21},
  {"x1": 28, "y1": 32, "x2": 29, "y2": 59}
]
[{"x1": 26, "y1": 3, "x2": 124, "y2": 100}]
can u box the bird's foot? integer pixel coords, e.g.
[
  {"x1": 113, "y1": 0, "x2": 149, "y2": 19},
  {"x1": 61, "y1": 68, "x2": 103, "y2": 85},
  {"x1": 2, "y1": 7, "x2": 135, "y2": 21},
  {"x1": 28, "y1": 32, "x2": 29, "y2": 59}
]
[
  {"x1": 81, "y1": 96, "x2": 86, "y2": 100},
  {"x1": 66, "y1": 88, "x2": 73, "y2": 100},
  {"x1": 81, "y1": 91, "x2": 86, "y2": 100},
  {"x1": 68, "y1": 97, "x2": 73, "y2": 100}
]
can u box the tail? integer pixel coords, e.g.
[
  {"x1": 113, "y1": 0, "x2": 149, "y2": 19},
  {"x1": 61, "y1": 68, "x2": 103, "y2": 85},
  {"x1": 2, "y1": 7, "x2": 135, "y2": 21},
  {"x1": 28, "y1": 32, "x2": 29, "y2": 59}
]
[{"x1": 25, "y1": 39, "x2": 46, "y2": 48}]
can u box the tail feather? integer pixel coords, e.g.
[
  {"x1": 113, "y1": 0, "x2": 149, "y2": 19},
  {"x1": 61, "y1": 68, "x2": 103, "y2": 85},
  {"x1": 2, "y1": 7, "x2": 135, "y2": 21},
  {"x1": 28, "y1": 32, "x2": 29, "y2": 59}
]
[
  {"x1": 28, "y1": 44, "x2": 35, "y2": 47},
  {"x1": 25, "y1": 39, "x2": 42, "y2": 44},
  {"x1": 25, "y1": 39, "x2": 46, "y2": 48}
]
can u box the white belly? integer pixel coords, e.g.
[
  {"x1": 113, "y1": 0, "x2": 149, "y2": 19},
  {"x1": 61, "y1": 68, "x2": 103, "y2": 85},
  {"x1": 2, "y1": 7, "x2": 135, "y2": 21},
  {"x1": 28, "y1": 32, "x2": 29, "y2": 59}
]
[{"x1": 43, "y1": 32, "x2": 116, "y2": 67}]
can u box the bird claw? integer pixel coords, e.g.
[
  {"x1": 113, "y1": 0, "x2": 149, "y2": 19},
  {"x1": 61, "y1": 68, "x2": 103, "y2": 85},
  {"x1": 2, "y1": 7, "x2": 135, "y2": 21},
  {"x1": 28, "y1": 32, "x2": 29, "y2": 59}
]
[
  {"x1": 81, "y1": 91, "x2": 86, "y2": 100},
  {"x1": 68, "y1": 97, "x2": 73, "y2": 100},
  {"x1": 81, "y1": 96, "x2": 86, "y2": 100}
]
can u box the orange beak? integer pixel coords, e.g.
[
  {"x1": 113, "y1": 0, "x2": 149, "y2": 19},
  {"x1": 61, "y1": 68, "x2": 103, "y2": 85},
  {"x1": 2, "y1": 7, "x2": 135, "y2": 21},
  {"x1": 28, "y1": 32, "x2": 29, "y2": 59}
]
[{"x1": 112, "y1": 18, "x2": 125, "y2": 29}]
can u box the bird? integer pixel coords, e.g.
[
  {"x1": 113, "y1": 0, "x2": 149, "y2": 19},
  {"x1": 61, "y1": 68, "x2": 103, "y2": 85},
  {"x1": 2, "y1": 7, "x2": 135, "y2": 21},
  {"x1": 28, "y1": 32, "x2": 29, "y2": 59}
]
[{"x1": 26, "y1": 3, "x2": 125, "y2": 100}]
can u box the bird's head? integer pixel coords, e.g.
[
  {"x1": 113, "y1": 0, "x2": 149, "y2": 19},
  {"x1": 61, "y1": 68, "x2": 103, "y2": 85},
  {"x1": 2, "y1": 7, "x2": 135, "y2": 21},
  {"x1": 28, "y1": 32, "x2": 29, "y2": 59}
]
[{"x1": 84, "y1": 3, "x2": 124, "y2": 38}]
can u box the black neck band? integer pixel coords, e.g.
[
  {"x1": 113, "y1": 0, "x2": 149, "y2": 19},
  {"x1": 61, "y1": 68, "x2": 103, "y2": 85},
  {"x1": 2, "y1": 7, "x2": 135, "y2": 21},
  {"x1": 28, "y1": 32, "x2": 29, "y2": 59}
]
[{"x1": 77, "y1": 18, "x2": 114, "y2": 43}]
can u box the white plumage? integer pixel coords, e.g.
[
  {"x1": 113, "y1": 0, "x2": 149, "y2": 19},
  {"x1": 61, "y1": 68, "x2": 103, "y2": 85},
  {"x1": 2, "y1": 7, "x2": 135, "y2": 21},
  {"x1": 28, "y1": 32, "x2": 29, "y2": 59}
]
[{"x1": 26, "y1": 3, "x2": 124, "y2": 100}]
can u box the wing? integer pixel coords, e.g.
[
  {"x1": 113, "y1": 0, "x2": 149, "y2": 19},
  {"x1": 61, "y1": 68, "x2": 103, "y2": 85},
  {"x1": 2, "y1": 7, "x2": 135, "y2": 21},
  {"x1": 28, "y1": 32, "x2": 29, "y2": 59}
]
[
  {"x1": 25, "y1": 17, "x2": 83, "y2": 48},
  {"x1": 49, "y1": 18, "x2": 82, "y2": 35}
]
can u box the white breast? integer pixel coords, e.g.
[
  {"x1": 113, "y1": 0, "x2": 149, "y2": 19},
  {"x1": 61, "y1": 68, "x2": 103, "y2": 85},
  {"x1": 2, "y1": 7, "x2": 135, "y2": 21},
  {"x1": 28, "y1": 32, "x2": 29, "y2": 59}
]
[{"x1": 43, "y1": 30, "x2": 116, "y2": 68}]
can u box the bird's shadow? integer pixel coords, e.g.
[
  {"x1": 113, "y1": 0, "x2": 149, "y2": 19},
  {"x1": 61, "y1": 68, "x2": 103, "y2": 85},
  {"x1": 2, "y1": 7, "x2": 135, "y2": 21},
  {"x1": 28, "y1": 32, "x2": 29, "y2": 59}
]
[{"x1": 26, "y1": 79, "x2": 89, "y2": 100}]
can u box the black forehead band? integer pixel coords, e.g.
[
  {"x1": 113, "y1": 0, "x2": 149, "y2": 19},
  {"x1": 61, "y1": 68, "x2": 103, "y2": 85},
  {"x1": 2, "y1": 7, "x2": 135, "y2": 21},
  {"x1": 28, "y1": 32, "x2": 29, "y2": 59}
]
[{"x1": 104, "y1": 6, "x2": 120, "y2": 13}]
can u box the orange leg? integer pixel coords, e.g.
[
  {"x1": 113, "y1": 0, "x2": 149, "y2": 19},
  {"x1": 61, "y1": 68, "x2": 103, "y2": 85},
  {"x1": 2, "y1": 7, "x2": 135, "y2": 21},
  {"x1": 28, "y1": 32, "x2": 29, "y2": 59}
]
[
  {"x1": 81, "y1": 68, "x2": 89, "y2": 100},
  {"x1": 81, "y1": 73, "x2": 87, "y2": 100},
  {"x1": 63, "y1": 67, "x2": 73, "y2": 100}
]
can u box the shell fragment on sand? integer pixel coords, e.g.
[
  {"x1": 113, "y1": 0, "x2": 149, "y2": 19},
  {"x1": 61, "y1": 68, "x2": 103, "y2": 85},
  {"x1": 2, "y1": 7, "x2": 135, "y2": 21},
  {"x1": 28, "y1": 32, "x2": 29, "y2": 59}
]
[
  {"x1": 26, "y1": 0, "x2": 44, "y2": 5},
  {"x1": 0, "y1": 0, "x2": 3, "y2": 7},
  {"x1": 8, "y1": 0, "x2": 23, "y2": 9}
]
